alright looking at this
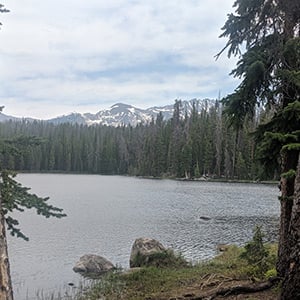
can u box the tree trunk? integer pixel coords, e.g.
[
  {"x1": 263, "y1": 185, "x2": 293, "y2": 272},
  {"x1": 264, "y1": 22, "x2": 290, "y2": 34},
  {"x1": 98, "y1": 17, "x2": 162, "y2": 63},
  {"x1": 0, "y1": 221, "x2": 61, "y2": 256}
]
[
  {"x1": 231, "y1": 130, "x2": 239, "y2": 178},
  {"x1": 0, "y1": 195, "x2": 14, "y2": 300},
  {"x1": 277, "y1": 150, "x2": 298, "y2": 278},
  {"x1": 281, "y1": 152, "x2": 300, "y2": 299}
]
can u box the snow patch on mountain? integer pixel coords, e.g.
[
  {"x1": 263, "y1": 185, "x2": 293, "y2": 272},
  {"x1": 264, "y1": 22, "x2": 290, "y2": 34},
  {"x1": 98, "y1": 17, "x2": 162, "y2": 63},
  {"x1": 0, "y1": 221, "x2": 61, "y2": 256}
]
[{"x1": 0, "y1": 99, "x2": 216, "y2": 127}]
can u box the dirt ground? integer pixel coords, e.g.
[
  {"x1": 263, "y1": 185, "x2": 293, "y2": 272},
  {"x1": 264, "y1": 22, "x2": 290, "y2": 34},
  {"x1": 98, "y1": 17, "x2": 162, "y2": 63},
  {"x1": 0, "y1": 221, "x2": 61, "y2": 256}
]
[{"x1": 144, "y1": 275, "x2": 279, "y2": 300}]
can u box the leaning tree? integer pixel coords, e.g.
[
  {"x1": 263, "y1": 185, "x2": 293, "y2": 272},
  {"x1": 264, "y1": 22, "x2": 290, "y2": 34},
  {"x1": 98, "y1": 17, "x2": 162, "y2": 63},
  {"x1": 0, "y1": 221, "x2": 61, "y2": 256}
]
[
  {"x1": 0, "y1": 133, "x2": 67, "y2": 300},
  {"x1": 0, "y1": 9, "x2": 66, "y2": 299},
  {"x1": 218, "y1": 0, "x2": 300, "y2": 299}
]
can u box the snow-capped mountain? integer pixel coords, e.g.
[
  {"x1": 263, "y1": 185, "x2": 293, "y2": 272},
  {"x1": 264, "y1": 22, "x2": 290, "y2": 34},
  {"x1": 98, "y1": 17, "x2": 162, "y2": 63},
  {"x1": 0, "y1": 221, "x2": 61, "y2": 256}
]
[
  {"x1": 0, "y1": 113, "x2": 18, "y2": 122},
  {"x1": 0, "y1": 99, "x2": 216, "y2": 127},
  {"x1": 48, "y1": 99, "x2": 216, "y2": 126},
  {"x1": 0, "y1": 112, "x2": 35, "y2": 123}
]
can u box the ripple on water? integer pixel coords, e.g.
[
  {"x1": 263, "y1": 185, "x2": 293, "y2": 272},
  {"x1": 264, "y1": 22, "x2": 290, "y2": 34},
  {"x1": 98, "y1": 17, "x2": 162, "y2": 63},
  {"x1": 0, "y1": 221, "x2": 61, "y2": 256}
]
[{"x1": 8, "y1": 175, "x2": 279, "y2": 299}]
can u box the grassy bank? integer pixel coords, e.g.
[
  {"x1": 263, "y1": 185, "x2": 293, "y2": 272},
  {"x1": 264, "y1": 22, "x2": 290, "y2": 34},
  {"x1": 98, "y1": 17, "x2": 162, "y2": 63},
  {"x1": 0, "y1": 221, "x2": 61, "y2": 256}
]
[
  {"x1": 36, "y1": 227, "x2": 279, "y2": 300},
  {"x1": 69, "y1": 243, "x2": 278, "y2": 300}
]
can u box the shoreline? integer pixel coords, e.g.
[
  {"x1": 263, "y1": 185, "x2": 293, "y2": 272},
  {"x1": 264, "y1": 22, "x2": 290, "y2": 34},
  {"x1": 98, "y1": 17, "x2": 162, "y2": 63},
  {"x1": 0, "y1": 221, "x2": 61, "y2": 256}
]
[{"x1": 15, "y1": 170, "x2": 278, "y2": 185}]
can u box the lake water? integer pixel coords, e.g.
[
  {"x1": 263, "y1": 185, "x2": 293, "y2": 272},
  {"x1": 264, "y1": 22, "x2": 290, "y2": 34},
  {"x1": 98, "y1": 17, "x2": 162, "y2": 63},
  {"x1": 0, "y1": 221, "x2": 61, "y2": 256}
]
[{"x1": 7, "y1": 174, "x2": 280, "y2": 300}]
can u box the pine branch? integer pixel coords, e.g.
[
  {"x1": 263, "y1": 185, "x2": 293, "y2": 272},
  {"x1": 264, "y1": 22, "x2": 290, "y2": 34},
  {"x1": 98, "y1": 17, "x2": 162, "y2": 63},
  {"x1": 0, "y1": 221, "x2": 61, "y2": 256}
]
[{"x1": 1, "y1": 170, "x2": 66, "y2": 240}]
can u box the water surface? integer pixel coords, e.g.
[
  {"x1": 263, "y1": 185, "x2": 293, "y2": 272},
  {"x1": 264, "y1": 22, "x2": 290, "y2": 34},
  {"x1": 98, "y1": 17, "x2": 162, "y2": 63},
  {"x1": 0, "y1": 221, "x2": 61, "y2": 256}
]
[{"x1": 8, "y1": 174, "x2": 280, "y2": 299}]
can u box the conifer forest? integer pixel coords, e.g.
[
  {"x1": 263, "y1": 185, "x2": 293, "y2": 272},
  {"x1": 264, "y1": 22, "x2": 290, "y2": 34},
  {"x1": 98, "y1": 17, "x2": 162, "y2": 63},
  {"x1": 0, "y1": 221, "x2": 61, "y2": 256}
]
[{"x1": 0, "y1": 100, "x2": 275, "y2": 180}]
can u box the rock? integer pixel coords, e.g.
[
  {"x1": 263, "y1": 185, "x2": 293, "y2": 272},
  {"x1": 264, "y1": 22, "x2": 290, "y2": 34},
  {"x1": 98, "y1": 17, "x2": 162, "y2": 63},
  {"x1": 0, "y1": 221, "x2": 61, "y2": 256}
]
[
  {"x1": 128, "y1": 237, "x2": 188, "y2": 268},
  {"x1": 199, "y1": 216, "x2": 211, "y2": 221},
  {"x1": 129, "y1": 237, "x2": 167, "y2": 268},
  {"x1": 73, "y1": 254, "x2": 115, "y2": 275},
  {"x1": 217, "y1": 244, "x2": 230, "y2": 252}
]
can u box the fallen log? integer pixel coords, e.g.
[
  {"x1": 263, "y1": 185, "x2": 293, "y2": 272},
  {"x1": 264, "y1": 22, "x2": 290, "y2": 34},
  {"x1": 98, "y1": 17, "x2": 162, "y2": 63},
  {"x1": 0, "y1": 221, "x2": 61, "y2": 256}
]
[
  {"x1": 211, "y1": 277, "x2": 280, "y2": 299},
  {"x1": 187, "y1": 277, "x2": 281, "y2": 300}
]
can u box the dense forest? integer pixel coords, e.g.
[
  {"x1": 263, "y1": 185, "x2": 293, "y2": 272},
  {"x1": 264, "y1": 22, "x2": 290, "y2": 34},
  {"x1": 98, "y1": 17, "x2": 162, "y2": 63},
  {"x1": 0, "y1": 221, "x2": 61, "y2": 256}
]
[{"x1": 0, "y1": 100, "x2": 275, "y2": 180}]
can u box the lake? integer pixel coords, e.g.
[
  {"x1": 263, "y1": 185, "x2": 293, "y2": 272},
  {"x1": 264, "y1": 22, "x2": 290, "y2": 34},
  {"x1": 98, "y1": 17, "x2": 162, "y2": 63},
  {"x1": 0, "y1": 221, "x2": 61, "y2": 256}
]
[{"x1": 7, "y1": 174, "x2": 280, "y2": 299}]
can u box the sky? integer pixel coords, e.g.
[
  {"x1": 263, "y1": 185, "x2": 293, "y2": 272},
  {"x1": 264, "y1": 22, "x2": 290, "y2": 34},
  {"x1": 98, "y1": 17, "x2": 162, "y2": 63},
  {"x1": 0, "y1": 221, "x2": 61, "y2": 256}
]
[{"x1": 0, "y1": 0, "x2": 239, "y2": 119}]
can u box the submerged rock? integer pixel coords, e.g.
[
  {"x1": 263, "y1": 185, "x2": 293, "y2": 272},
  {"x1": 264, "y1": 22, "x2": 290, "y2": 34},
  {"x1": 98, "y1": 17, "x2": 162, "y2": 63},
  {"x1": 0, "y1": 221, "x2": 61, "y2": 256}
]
[
  {"x1": 73, "y1": 254, "x2": 115, "y2": 275},
  {"x1": 199, "y1": 216, "x2": 211, "y2": 221}
]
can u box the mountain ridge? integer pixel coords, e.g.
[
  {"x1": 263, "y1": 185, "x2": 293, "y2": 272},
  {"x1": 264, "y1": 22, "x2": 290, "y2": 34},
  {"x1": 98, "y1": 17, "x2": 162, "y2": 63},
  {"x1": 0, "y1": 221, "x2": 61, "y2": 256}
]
[{"x1": 1, "y1": 99, "x2": 216, "y2": 127}]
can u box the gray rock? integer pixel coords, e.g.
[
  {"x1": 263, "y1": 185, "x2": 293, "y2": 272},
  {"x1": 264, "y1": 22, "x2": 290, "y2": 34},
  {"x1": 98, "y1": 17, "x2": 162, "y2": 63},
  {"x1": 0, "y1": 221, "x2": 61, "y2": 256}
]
[
  {"x1": 217, "y1": 244, "x2": 230, "y2": 252},
  {"x1": 129, "y1": 237, "x2": 167, "y2": 268},
  {"x1": 199, "y1": 216, "x2": 211, "y2": 221},
  {"x1": 73, "y1": 254, "x2": 115, "y2": 275}
]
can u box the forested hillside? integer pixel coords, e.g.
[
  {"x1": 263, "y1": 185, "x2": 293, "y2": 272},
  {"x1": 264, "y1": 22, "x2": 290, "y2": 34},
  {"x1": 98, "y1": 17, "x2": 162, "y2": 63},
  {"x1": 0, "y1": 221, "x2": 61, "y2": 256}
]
[{"x1": 1, "y1": 100, "x2": 275, "y2": 180}]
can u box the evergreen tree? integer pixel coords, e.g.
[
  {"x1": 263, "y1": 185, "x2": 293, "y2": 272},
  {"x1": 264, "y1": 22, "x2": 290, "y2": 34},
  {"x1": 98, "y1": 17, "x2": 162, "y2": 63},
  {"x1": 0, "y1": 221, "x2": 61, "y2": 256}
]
[
  {"x1": 0, "y1": 119, "x2": 67, "y2": 300},
  {"x1": 168, "y1": 100, "x2": 185, "y2": 177},
  {"x1": 152, "y1": 113, "x2": 168, "y2": 177},
  {"x1": 0, "y1": 104, "x2": 267, "y2": 180},
  {"x1": 214, "y1": 102, "x2": 223, "y2": 177},
  {"x1": 218, "y1": 0, "x2": 300, "y2": 298}
]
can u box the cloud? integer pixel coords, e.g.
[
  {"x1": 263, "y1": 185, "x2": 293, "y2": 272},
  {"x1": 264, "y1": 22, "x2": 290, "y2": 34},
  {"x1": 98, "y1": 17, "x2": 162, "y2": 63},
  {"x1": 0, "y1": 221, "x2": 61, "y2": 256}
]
[{"x1": 0, "y1": 0, "x2": 238, "y2": 118}]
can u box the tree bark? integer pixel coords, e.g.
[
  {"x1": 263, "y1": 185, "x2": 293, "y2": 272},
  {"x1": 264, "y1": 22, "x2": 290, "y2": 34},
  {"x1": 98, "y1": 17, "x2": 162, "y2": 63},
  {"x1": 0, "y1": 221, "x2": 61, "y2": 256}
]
[
  {"x1": 277, "y1": 150, "x2": 298, "y2": 278},
  {"x1": 0, "y1": 195, "x2": 14, "y2": 300},
  {"x1": 281, "y1": 152, "x2": 300, "y2": 299}
]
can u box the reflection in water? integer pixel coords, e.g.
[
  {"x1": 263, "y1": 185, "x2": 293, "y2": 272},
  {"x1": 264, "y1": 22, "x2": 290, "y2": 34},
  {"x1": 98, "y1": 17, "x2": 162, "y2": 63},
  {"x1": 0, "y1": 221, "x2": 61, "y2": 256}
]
[{"x1": 8, "y1": 174, "x2": 279, "y2": 299}]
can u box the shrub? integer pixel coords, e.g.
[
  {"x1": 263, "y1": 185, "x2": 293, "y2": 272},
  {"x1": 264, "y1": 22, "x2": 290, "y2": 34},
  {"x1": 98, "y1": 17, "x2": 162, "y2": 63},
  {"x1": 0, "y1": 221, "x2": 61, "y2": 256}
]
[
  {"x1": 240, "y1": 226, "x2": 277, "y2": 279},
  {"x1": 265, "y1": 268, "x2": 277, "y2": 279},
  {"x1": 132, "y1": 249, "x2": 189, "y2": 268}
]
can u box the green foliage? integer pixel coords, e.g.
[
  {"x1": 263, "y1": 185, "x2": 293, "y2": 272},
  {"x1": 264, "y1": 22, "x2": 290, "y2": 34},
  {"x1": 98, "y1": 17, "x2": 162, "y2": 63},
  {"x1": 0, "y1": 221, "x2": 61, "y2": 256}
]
[
  {"x1": 282, "y1": 143, "x2": 300, "y2": 152},
  {"x1": 218, "y1": 0, "x2": 300, "y2": 184},
  {"x1": 281, "y1": 169, "x2": 296, "y2": 179},
  {"x1": 265, "y1": 268, "x2": 277, "y2": 279},
  {"x1": 208, "y1": 245, "x2": 245, "y2": 274},
  {"x1": 194, "y1": 161, "x2": 201, "y2": 178},
  {"x1": 132, "y1": 249, "x2": 189, "y2": 269},
  {"x1": 1, "y1": 170, "x2": 66, "y2": 240},
  {"x1": 254, "y1": 101, "x2": 300, "y2": 177},
  {"x1": 0, "y1": 100, "x2": 265, "y2": 180},
  {"x1": 0, "y1": 129, "x2": 67, "y2": 240},
  {"x1": 77, "y1": 263, "x2": 203, "y2": 299},
  {"x1": 239, "y1": 227, "x2": 277, "y2": 279},
  {"x1": 74, "y1": 243, "x2": 278, "y2": 300}
]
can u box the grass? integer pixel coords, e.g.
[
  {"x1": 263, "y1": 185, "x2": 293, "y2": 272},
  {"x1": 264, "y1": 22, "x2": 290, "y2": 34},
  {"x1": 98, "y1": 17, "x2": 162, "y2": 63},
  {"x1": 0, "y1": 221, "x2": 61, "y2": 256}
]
[
  {"x1": 72, "y1": 244, "x2": 278, "y2": 300},
  {"x1": 34, "y1": 242, "x2": 278, "y2": 300},
  {"x1": 131, "y1": 248, "x2": 189, "y2": 268}
]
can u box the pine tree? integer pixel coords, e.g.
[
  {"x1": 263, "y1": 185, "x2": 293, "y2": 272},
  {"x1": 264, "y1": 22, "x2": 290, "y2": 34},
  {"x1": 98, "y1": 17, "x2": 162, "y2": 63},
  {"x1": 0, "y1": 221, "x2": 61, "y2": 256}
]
[
  {"x1": 218, "y1": 1, "x2": 300, "y2": 298},
  {"x1": 168, "y1": 100, "x2": 185, "y2": 177},
  {"x1": 0, "y1": 118, "x2": 66, "y2": 300}
]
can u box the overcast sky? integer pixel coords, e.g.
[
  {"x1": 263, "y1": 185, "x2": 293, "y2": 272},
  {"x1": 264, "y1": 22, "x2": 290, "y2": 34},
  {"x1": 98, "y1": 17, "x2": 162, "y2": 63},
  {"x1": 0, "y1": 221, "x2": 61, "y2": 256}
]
[{"x1": 0, "y1": 0, "x2": 239, "y2": 119}]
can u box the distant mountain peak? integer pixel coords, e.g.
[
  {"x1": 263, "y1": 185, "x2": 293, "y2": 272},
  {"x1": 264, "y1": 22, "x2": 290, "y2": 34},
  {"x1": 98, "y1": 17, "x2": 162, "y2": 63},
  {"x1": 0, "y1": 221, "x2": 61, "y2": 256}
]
[
  {"x1": 0, "y1": 99, "x2": 216, "y2": 127},
  {"x1": 111, "y1": 102, "x2": 133, "y2": 108}
]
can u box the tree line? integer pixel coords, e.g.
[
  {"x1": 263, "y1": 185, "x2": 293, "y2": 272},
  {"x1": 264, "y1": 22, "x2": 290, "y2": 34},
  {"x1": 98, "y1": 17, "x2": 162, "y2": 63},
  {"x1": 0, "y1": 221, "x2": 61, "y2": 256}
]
[{"x1": 0, "y1": 100, "x2": 273, "y2": 180}]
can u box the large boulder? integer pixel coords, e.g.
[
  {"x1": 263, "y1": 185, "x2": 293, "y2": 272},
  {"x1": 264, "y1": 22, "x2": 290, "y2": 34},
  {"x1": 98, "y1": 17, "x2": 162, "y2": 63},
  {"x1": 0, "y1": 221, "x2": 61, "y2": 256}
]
[
  {"x1": 130, "y1": 237, "x2": 169, "y2": 268},
  {"x1": 129, "y1": 238, "x2": 167, "y2": 268},
  {"x1": 73, "y1": 254, "x2": 115, "y2": 275}
]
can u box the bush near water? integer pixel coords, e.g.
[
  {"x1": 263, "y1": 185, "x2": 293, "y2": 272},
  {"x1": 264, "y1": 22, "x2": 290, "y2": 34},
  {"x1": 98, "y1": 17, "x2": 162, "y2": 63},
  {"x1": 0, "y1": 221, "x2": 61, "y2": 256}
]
[{"x1": 70, "y1": 230, "x2": 278, "y2": 300}]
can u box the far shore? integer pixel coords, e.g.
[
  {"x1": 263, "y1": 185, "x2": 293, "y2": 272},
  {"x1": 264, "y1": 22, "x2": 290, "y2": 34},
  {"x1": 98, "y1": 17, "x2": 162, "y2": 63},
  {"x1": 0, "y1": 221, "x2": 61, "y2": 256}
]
[{"x1": 16, "y1": 170, "x2": 278, "y2": 185}]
